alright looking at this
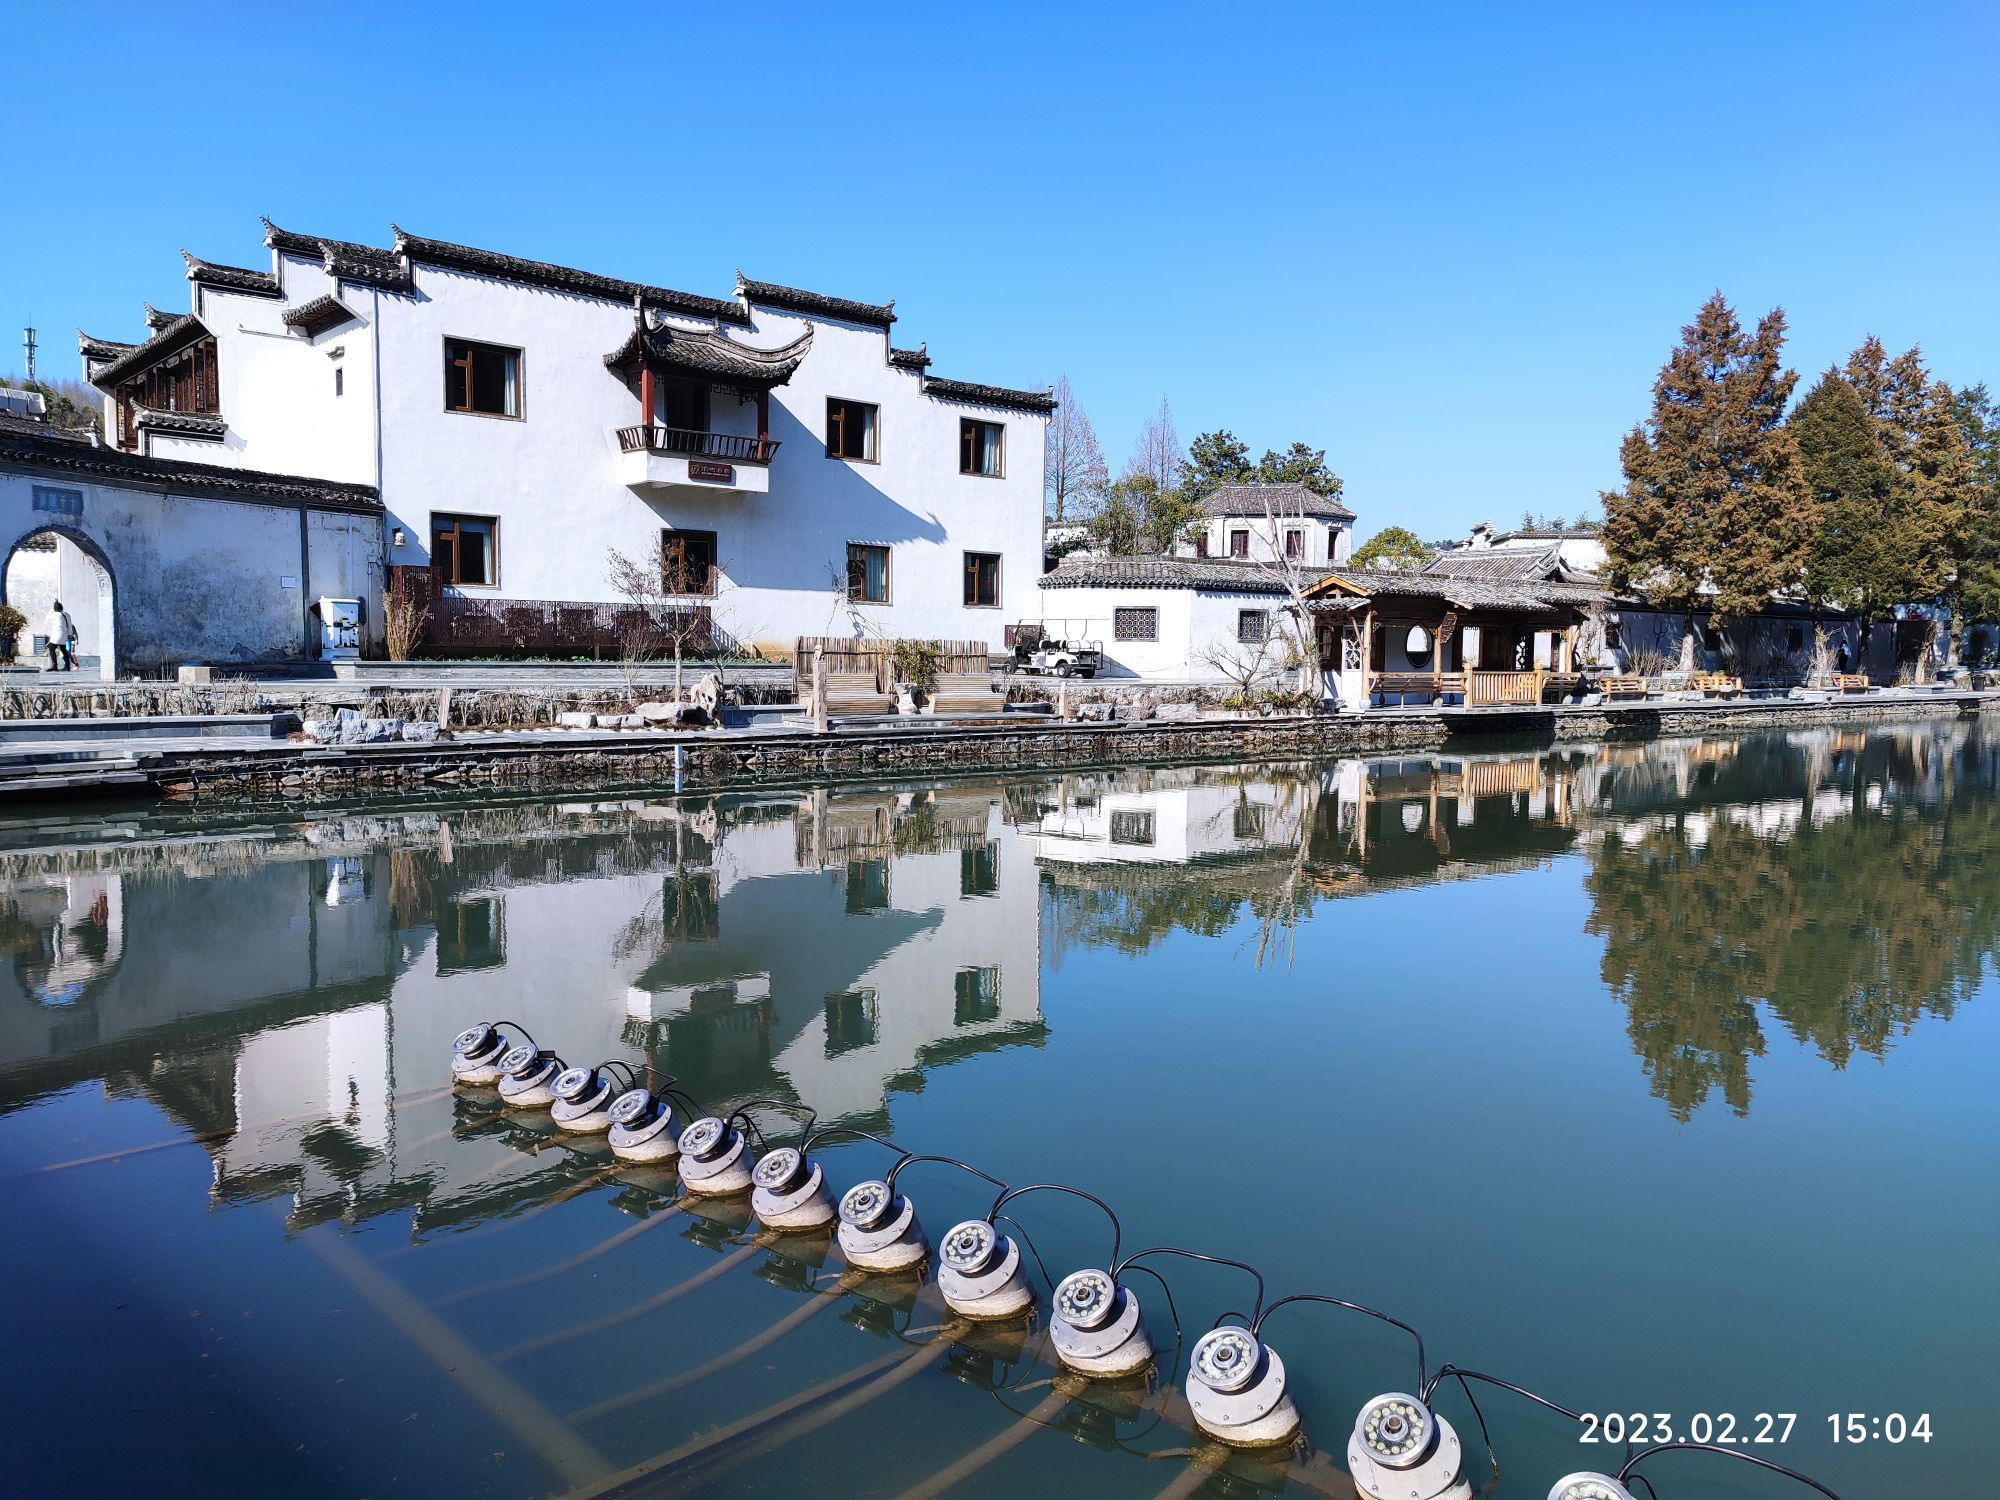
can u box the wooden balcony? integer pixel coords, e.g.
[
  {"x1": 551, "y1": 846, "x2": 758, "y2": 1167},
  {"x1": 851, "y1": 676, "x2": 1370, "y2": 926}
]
[{"x1": 615, "y1": 426, "x2": 779, "y2": 463}]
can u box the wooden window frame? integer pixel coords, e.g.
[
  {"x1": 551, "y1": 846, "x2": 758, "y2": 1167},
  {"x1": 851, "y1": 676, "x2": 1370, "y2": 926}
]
[
  {"x1": 846, "y1": 542, "x2": 892, "y2": 605},
  {"x1": 959, "y1": 418, "x2": 1005, "y2": 478},
  {"x1": 1229, "y1": 529, "x2": 1250, "y2": 559},
  {"x1": 825, "y1": 397, "x2": 880, "y2": 463},
  {"x1": 1237, "y1": 609, "x2": 1269, "y2": 644},
  {"x1": 443, "y1": 337, "x2": 524, "y2": 420},
  {"x1": 662, "y1": 528, "x2": 719, "y2": 598},
  {"x1": 1284, "y1": 528, "x2": 1304, "y2": 560},
  {"x1": 962, "y1": 551, "x2": 1002, "y2": 609},
  {"x1": 431, "y1": 511, "x2": 500, "y2": 589},
  {"x1": 1113, "y1": 606, "x2": 1158, "y2": 642}
]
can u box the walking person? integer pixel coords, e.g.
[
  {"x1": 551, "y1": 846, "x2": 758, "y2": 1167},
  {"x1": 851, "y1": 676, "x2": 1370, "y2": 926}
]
[{"x1": 45, "y1": 600, "x2": 77, "y2": 672}]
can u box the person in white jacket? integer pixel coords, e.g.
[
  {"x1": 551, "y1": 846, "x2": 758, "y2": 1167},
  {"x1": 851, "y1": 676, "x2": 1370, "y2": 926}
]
[{"x1": 44, "y1": 601, "x2": 76, "y2": 671}]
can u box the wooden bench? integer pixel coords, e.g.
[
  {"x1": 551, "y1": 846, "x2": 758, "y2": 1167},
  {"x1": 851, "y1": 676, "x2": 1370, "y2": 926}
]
[
  {"x1": 926, "y1": 672, "x2": 1004, "y2": 714},
  {"x1": 1833, "y1": 673, "x2": 1870, "y2": 694},
  {"x1": 803, "y1": 670, "x2": 891, "y2": 716},
  {"x1": 1688, "y1": 671, "x2": 1743, "y2": 697},
  {"x1": 1372, "y1": 672, "x2": 1468, "y2": 704},
  {"x1": 1600, "y1": 675, "x2": 1652, "y2": 699}
]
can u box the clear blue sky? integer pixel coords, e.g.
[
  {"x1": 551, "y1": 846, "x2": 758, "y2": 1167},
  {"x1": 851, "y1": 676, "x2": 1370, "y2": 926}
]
[{"x1": 6, "y1": 2, "x2": 1995, "y2": 541}]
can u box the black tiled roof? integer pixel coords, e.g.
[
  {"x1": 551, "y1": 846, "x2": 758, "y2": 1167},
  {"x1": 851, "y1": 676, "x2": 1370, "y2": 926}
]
[
  {"x1": 736, "y1": 273, "x2": 896, "y2": 328},
  {"x1": 889, "y1": 344, "x2": 931, "y2": 371},
  {"x1": 1320, "y1": 567, "x2": 1603, "y2": 611},
  {"x1": 182, "y1": 250, "x2": 281, "y2": 298},
  {"x1": 78, "y1": 332, "x2": 137, "y2": 362},
  {"x1": 282, "y1": 295, "x2": 358, "y2": 336},
  {"x1": 143, "y1": 303, "x2": 179, "y2": 331},
  {"x1": 88, "y1": 315, "x2": 205, "y2": 388},
  {"x1": 1201, "y1": 482, "x2": 1355, "y2": 522},
  {"x1": 0, "y1": 426, "x2": 381, "y2": 513},
  {"x1": 604, "y1": 322, "x2": 813, "y2": 388},
  {"x1": 1039, "y1": 556, "x2": 1324, "y2": 594},
  {"x1": 396, "y1": 226, "x2": 749, "y2": 323},
  {"x1": 0, "y1": 412, "x2": 90, "y2": 442},
  {"x1": 134, "y1": 407, "x2": 226, "y2": 440},
  {"x1": 1422, "y1": 545, "x2": 1563, "y2": 583},
  {"x1": 922, "y1": 375, "x2": 1057, "y2": 414},
  {"x1": 264, "y1": 219, "x2": 415, "y2": 292}
]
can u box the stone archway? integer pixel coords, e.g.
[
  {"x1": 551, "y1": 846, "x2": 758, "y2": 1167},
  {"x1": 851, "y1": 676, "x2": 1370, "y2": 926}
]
[{"x1": 2, "y1": 524, "x2": 118, "y2": 681}]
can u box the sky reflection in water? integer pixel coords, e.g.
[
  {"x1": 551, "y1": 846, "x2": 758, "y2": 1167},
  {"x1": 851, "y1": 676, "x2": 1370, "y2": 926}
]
[{"x1": 1, "y1": 721, "x2": 1995, "y2": 1499}]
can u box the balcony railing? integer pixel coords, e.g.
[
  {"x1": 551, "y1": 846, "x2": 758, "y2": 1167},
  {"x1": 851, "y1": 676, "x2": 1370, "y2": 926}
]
[{"x1": 615, "y1": 425, "x2": 779, "y2": 463}]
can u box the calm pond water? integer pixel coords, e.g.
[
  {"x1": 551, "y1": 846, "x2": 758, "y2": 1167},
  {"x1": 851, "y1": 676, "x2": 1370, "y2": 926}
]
[{"x1": 2, "y1": 721, "x2": 1995, "y2": 1499}]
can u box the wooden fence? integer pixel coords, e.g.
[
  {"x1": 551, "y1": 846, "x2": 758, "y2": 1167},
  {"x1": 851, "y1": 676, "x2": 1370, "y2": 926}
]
[
  {"x1": 391, "y1": 566, "x2": 740, "y2": 659},
  {"x1": 791, "y1": 637, "x2": 993, "y2": 693}
]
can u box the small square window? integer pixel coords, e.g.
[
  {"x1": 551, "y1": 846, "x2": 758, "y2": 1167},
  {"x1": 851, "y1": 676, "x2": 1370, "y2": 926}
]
[
  {"x1": 1230, "y1": 530, "x2": 1249, "y2": 558},
  {"x1": 963, "y1": 551, "x2": 1001, "y2": 608},
  {"x1": 960, "y1": 419, "x2": 1003, "y2": 477},
  {"x1": 824, "y1": 990, "x2": 878, "y2": 1055},
  {"x1": 437, "y1": 897, "x2": 506, "y2": 974},
  {"x1": 953, "y1": 966, "x2": 1001, "y2": 1024},
  {"x1": 1114, "y1": 607, "x2": 1157, "y2": 642},
  {"x1": 1701, "y1": 623, "x2": 1722, "y2": 652},
  {"x1": 845, "y1": 858, "x2": 890, "y2": 912},
  {"x1": 847, "y1": 543, "x2": 890, "y2": 604},
  {"x1": 431, "y1": 512, "x2": 498, "y2": 587},
  {"x1": 1238, "y1": 610, "x2": 1269, "y2": 644},
  {"x1": 826, "y1": 398, "x2": 879, "y2": 461},
  {"x1": 960, "y1": 842, "x2": 1000, "y2": 897},
  {"x1": 445, "y1": 338, "x2": 521, "y2": 418}
]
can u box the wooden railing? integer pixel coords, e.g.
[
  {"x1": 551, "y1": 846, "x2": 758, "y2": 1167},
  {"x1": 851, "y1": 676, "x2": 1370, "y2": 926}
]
[
  {"x1": 1467, "y1": 669, "x2": 1546, "y2": 706},
  {"x1": 615, "y1": 425, "x2": 779, "y2": 462}
]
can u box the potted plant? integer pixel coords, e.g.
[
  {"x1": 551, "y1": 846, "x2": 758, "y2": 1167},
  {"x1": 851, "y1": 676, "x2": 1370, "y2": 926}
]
[
  {"x1": 889, "y1": 639, "x2": 942, "y2": 714},
  {"x1": 0, "y1": 604, "x2": 25, "y2": 663}
]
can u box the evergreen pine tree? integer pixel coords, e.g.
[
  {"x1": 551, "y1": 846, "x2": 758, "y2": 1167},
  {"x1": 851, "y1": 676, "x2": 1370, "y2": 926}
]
[{"x1": 1601, "y1": 293, "x2": 1816, "y2": 662}]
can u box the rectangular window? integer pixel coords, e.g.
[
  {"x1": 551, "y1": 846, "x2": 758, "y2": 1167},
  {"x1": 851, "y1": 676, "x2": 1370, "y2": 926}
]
[
  {"x1": 1604, "y1": 619, "x2": 1622, "y2": 649},
  {"x1": 960, "y1": 842, "x2": 1000, "y2": 897},
  {"x1": 431, "y1": 512, "x2": 498, "y2": 587},
  {"x1": 1701, "y1": 622, "x2": 1722, "y2": 652},
  {"x1": 1230, "y1": 530, "x2": 1249, "y2": 558},
  {"x1": 845, "y1": 858, "x2": 890, "y2": 912},
  {"x1": 1108, "y1": 808, "x2": 1156, "y2": 846},
  {"x1": 444, "y1": 338, "x2": 521, "y2": 418},
  {"x1": 953, "y1": 966, "x2": 1001, "y2": 1025},
  {"x1": 1284, "y1": 528, "x2": 1303, "y2": 559},
  {"x1": 959, "y1": 418, "x2": 1004, "y2": 477},
  {"x1": 662, "y1": 529, "x2": 718, "y2": 597},
  {"x1": 826, "y1": 398, "x2": 879, "y2": 461},
  {"x1": 824, "y1": 990, "x2": 878, "y2": 1056},
  {"x1": 847, "y1": 543, "x2": 890, "y2": 604},
  {"x1": 333, "y1": 366, "x2": 344, "y2": 398},
  {"x1": 963, "y1": 551, "x2": 1001, "y2": 608},
  {"x1": 1233, "y1": 802, "x2": 1267, "y2": 840},
  {"x1": 1238, "y1": 609, "x2": 1269, "y2": 644},
  {"x1": 437, "y1": 897, "x2": 506, "y2": 974},
  {"x1": 1788, "y1": 625, "x2": 1805, "y2": 653},
  {"x1": 1113, "y1": 607, "x2": 1157, "y2": 642}
]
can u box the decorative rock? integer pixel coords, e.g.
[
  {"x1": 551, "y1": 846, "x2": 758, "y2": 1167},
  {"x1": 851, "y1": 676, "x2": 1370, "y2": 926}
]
[
  {"x1": 400, "y1": 721, "x2": 443, "y2": 743},
  {"x1": 556, "y1": 712, "x2": 598, "y2": 729},
  {"x1": 1155, "y1": 701, "x2": 1198, "y2": 721},
  {"x1": 303, "y1": 718, "x2": 337, "y2": 744},
  {"x1": 602, "y1": 713, "x2": 647, "y2": 730},
  {"x1": 635, "y1": 701, "x2": 678, "y2": 724},
  {"x1": 1135, "y1": 692, "x2": 1160, "y2": 720}
]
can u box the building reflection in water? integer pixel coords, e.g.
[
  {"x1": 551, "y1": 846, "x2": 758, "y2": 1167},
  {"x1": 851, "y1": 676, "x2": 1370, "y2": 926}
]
[{"x1": 0, "y1": 717, "x2": 1993, "y2": 1231}]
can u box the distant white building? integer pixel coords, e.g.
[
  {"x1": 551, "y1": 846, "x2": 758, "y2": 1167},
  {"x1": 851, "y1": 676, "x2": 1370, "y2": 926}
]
[
  {"x1": 74, "y1": 221, "x2": 1052, "y2": 658},
  {"x1": 1182, "y1": 483, "x2": 1355, "y2": 566},
  {"x1": 1436, "y1": 521, "x2": 1606, "y2": 577}
]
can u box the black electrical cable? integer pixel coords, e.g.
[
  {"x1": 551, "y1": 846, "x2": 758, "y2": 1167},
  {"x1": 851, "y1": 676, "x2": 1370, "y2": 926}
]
[
  {"x1": 600, "y1": 1060, "x2": 640, "y2": 1090},
  {"x1": 987, "y1": 1183, "x2": 1123, "y2": 1269},
  {"x1": 991, "y1": 1213, "x2": 1056, "y2": 1291},
  {"x1": 801, "y1": 1123, "x2": 912, "y2": 1160},
  {"x1": 886, "y1": 1153, "x2": 1009, "y2": 1199},
  {"x1": 1421, "y1": 1365, "x2": 1584, "y2": 1425},
  {"x1": 492, "y1": 1021, "x2": 538, "y2": 1051},
  {"x1": 1117, "y1": 1262, "x2": 1183, "y2": 1359},
  {"x1": 1429, "y1": 1369, "x2": 1498, "y2": 1492},
  {"x1": 727, "y1": 1097, "x2": 820, "y2": 1148},
  {"x1": 1252, "y1": 1292, "x2": 1427, "y2": 1393},
  {"x1": 1618, "y1": 1442, "x2": 1845, "y2": 1499},
  {"x1": 1112, "y1": 1246, "x2": 1265, "y2": 1329},
  {"x1": 1627, "y1": 1476, "x2": 1660, "y2": 1500}
]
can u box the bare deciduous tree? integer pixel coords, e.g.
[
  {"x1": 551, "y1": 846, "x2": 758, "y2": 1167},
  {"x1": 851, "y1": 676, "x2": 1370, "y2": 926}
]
[
  {"x1": 1044, "y1": 375, "x2": 1108, "y2": 525},
  {"x1": 1123, "y1": 396, "x2": 1184, "y2": 508},
  {"x1": 607, "y1": 536, "x2": 732, "y2": 699}
]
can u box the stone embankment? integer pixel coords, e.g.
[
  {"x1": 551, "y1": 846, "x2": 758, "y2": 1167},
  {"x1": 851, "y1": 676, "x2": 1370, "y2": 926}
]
[{"x1": 9, "y1": 687, "x2": 1983, "y2": 806}]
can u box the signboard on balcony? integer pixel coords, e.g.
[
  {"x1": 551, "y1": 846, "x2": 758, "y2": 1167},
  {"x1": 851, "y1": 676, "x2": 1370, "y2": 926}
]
[{"x1": 688, "y1": 460, "x2": 736, "y2": 484}]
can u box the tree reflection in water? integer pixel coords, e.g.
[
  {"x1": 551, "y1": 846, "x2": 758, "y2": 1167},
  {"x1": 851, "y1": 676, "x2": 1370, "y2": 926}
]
[{"x1": 1585, "y1": 725, "x2": 2000, "y2": 1118}]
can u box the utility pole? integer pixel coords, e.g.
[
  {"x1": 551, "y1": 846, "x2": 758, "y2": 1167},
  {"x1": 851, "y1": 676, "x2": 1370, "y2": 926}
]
[{"x1": 22, "y1": 327, "x2": 36, "y2": 383}]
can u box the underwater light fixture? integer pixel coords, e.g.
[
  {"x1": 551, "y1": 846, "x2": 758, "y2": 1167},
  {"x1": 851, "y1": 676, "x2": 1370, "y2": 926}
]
[
  {"x1": 935, "y1": 1217, "x2": 1034, "y2": 1319},
  {"x1": 550, "y1": 1061, "x2": 633, "y2": 1133},
  {"x1": 1348, "y1": 1392, "x2": 1470, "y2": 1500},
  {"x1": 1547, "y1": 1478, "x2": 1636, "y2": 1500},
  {"x1": 1049, "y1": 1267, "x2": 1153, "y2": 1377},
  {"x1": 675, "y1": 1115, "x2": 753, "y2": 1196},
  {"x1": 750, "y1": 1146, "x2": 837, "y2": 1230},
  {"x1": 450, "y1": 1021, "x2": 517, "y2": 1085},
  {"x1": 607, "y1": 1086, "x2": 679, "y2": 1162},
  {"x1": 1185, "y1": 1325, "x2": 1301, "y2": 1448},
  {"x1": 495, "y1": 1040, "x2": 563, "y2": 1108},
  {"x1": 835, "y1": 1178, "x2": 928, "y2": 1271}
]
